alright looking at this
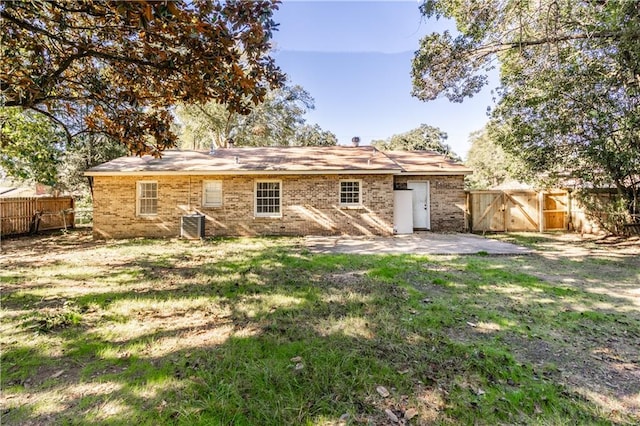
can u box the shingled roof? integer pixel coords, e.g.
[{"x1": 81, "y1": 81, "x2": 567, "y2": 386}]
[
  {"x1": 383, "y1": 150, "x2": 472, "y2": 175},
  {"x1": 85, "y1": 146, "x2": 472, "y2": 176}
]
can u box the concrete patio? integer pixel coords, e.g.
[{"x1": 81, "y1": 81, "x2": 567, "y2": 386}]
[{"x1": 305, "y1": 232, "x2": 533, "y2": 255}]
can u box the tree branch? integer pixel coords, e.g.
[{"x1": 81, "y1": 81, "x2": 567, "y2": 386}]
[
  {"x1": 45, "y1": 52, "x2": 91, "y2": 88},
  {"x1": 471, "y1": 30, "x2": 626, "y2": 59},
  {"x1": 83, "y1": 48, "x2": 177, "y2": 70},
  {"x1": 1, "y1": 11, "x2": 176, "y2": 72},
  {"x1": 0, "y1": 10, "x2": 76, "y2": 48},
  {"x1": 28, "y1": 106, "x2": 73, "y2": 145},
  {"x1": 50, "y1": 2, "x2": 111, "y2": 18}
]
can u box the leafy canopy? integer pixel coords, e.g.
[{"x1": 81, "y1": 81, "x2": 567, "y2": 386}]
[
  {"x1": 371, "y1": 124, "x2": 461, "y2": 161},
  {"x1": 293, "y1": 123, "x2": 338, "y2": 147},
  {"x1": 175, "y1": 84, "x2": 337, "y2": 148},
  {"x1": 412, "y1": 0, "x2": 640, "y2": 217},
  {"x1": 1, "y1": 106, "x2": 126, "y2": 192},
  {"x1": 1, "y1": 0, "x2": 285, "y2": 155},
  {"x1": 59, "y1": 133, "x2": 128, "y2": 195},
  {"x1": 464, "y1": 128, "x2": 527, "y2": 190},
  {"x1": 175, "y1": 102, "x2": 233, "y2": 150},
  {"x1": 0, "y1": 108, "x2": 62, "y2": 186}
]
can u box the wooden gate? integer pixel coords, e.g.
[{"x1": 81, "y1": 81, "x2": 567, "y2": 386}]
[
  {"x1": 0, "y1": 197, "x2": 75, "y2": 236},
  {"x1": 468, "y1": 190, "x2": 568, "y2": 232},
  {"x1": 543, "y1": 191, "x2": 569, "y2": 230}
]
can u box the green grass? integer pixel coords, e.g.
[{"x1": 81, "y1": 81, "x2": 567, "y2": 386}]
[{"x1": 1, "y1": 231, "x2": 638, "y2": 425}]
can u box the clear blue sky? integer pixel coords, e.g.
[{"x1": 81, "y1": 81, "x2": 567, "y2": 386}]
[{"x1": 271, "y1": 0, "x2": 497, "y2": 158}]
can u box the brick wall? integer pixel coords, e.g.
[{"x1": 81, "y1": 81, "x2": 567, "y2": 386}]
[
  {"x1": 394, "y1": 175, "x2": 467, "y2": 232},
  {"x1": 92, "y1": 174, "x2": 395, "y2": 239}
]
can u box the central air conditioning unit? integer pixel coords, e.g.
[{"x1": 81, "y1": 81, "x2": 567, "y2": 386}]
[{"x1": 181, "y1": 214, "x2": 205, "y2": 239}]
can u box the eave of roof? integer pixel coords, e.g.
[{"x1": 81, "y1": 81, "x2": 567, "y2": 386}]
[
  {"x1": 383, "y1": 150, "x2": 473, "y2": 175},
  {"x1": 399, "y1": 170, "x2": 473, "y2": 176},
  {"x1": 85, "y1": 169, "x2": 400, "y2": 176},
  {"x1": 84, "y1": 147, "x2": 473, "y2": 177}
]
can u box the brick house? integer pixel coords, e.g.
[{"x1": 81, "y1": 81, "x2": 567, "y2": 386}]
[{"x1": 85, "y1": 146, "x2": 472, "y2": 239}]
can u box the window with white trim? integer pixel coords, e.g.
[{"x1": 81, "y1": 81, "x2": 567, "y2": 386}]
[
  {"x1": 202, "y1": 180, "x2": 223, "y2": 207},
  {"x1": 255, "y1": 180, "x2": 281, "y2": 217},
  {"x1": 339, "y1": 180, "x2": 361, "y2": 206},
  {"x1": 137, "y1": 181, "x2": 158, "y2": 216}
]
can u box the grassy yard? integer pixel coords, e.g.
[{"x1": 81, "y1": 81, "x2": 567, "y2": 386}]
[{"x1": 1, "y1": 231, "x2": 638, "y2": 425}]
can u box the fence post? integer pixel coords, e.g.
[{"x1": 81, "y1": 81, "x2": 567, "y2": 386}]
[
  {"x1": 503, "y1": 192, "x2": 508, "y2": 232},
  {"x1": 465, "y1": 192, "x2": 470, "y2": 232},
  {"x1": 567, "y1": 190, "x2": 573, "y2": 231},
  {"x1": 538, "y1": 191, "x2": 544, "y2": 232},
  {"x1": 71, "y1": 198, "x2": 76, "y2": 229}
]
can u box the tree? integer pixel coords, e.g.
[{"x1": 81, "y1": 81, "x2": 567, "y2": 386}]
[
  {"x1": 0, "y1": 107, "x2": 63, "y2": 186},
  {"x1": 231, "y1": 84, "x2": 314, "y2": 146},
  {"x1": 174, "y1": 102, "x2": 231, "y2": 150},
  {"x1": 58, "y1": 134, "x2": 127, "y2": 195},
  {"x1": 1, "y1": 0, "x2": 285, "y2": 156},
  {"x1": 1, "y1": 106, "x2": 126, "y2": 193},
  {"x1": 293, "y1": 124, "x2": 338, "y2": 147},
  {"x1": 175, "y1": 84, "x2": 337, "y2": 147},
  {"x1": 371, "y1": 124, "x2": 460, "y2": 161},
  {"x1": 412, "y1": 0, "x2": 640, "y2": 219},
  {"x1": 464, "y1": 128, "x2": 527, "y2": 189}
]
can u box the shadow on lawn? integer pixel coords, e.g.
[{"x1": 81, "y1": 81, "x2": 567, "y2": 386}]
[
  {"x1": 419, "y1": 254, "x2": 640, "y2": 413},
  {"x1": 1, "y1": 235, "x2": 639, "y2": 424}
]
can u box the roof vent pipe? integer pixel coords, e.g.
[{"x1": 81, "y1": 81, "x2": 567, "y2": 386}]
[{"x1": 351, "y1": 136, "x2": 360, "y2": 147}]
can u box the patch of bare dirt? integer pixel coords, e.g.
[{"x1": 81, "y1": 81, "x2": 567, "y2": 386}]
[
  {"x1": 451, "y1": 233, "x2": 640, "y2": 421},
  {"x1": 535, "y1": 233, "x2": 640, "y2": 258},
  {"x1": 503, "y1": 331, "x2": 640, "y2": 421},
  {"x1": 0, "y1": 229, "x2": 105, "y2": 270}
]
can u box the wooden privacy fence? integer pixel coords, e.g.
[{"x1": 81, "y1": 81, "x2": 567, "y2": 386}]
[
  {"x1": 467, "y1": 190, "x2": 574, "y2": 233},
  {"x1": 0, "y1": 197, "x2": 75, "y2": 237}
]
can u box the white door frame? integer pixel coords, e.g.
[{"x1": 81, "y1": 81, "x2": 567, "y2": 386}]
[{"x1": 407, "y1": 181, "x2": 430, "y2": 230}]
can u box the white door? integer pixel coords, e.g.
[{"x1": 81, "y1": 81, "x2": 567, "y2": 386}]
[{"x1": 407, "y1": 182, "x2": 430, "y2": 230}]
